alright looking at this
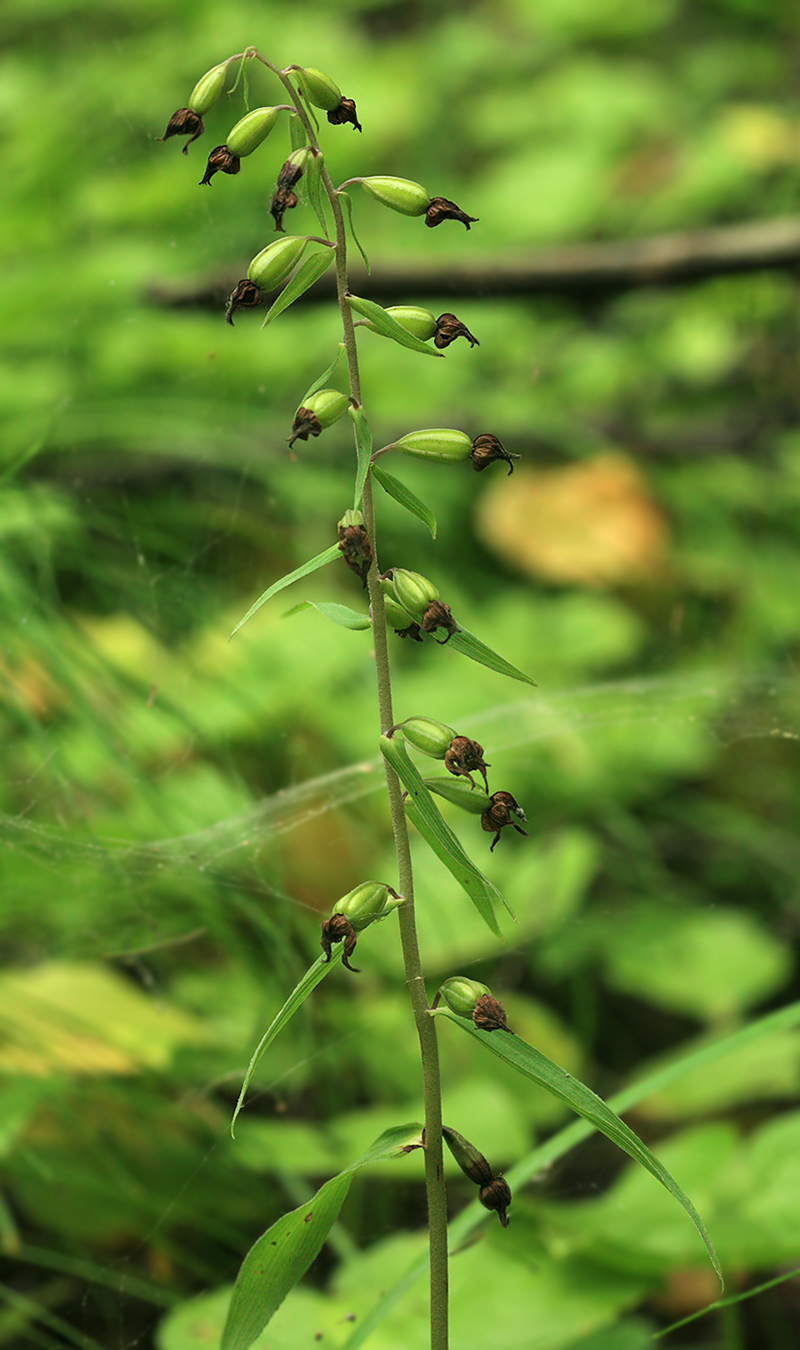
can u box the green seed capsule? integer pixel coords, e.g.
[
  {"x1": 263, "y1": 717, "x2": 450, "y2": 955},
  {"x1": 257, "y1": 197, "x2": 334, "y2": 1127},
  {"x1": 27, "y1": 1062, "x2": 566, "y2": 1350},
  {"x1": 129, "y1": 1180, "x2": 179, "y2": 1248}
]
[
  {"x1": 392, "y1": 429, "x2": 473, "y2": 465},
  {"x1": 391, "y1": 569, "x2": 439, "y2": 619},
  {"x1": 188, "y1": 62, "x2": 229, "y2": 116},
  {"x1": 302, "y1": 389, "x2": 349, "y2": 428},
  {"x1": 383, "y1": 595, "x2": 416, "y2": 632},
  {"x1": 359, "y1": 176, "x2": 432, "y2": 217},
  {"x1": 423, "y1": 777, "x2": 491, "y2": 815},
  {"x1": 397, "y1": 716, "x2": 456, "y2": 758},
  {"x1": 298, "y1": 67, "x2": 343, "y2": 113},
  {"x1": 442, "y1": 1126, "x2": 493, "y2": 1186},
  {"x1": 247, "y1": 236, "x2": 308, "y2": 290},
  {"x1": 332, "y1": 881, "x2": 390, "y2": 931},
  {"x1": 362, "y1": 307, "x2": 437, "y2": 341},
  {"x1": 338, "y1": 507, "x2": 365, "y2": 531},
  {"x1": 226, "y1": 106, "x2": 281, "y2": 157},
  {"x1": 438, "y1": 976, "x2": 492, "y2": 1019}
]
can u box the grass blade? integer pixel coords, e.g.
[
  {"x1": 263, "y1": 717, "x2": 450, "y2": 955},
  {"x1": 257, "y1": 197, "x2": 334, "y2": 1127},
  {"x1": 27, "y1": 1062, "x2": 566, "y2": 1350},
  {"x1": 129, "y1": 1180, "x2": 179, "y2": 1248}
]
[
  {"x1": 285, "y1": 600, "x2": 371, "y2": 630},
  {"x1": 346, "y1": 294, "x2": 445, "y2": 358},
  {"x1": 372, "y1": 463, "x2": 437, "y2": 539},
  {"x1": 380, "y1": 734, "x2": 513, "y2": 935},
  {"x1": 222, "y1": 1124, "x2": 422, "y2": 1350},
  {"x1": 229, "y1": 544, "x2": 341, "y2": 639},
  {"x1": 349, "y1": 405, "x2": 373, "y2": 509},
  {"x1": 261, "y1": 250, "x2": 335, "y2": 328},
  {"x1": 435, "y1": 1010, "x2": 722, "y2": 1286},
  {"x1": 446, "y1": 627, "x2": 538, "y2": 686}
]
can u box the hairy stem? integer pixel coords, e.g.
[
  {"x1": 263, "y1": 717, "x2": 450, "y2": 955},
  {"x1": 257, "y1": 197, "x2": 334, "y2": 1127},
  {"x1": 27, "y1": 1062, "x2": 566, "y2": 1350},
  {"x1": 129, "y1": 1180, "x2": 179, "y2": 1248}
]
[{"x1": 259, "y1": 51, "x2": 450, "y2": 1350}]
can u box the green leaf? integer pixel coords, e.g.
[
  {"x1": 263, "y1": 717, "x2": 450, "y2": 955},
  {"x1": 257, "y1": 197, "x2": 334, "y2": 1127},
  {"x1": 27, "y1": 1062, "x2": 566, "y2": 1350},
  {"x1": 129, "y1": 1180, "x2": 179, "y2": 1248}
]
[
  {"x1": 285, "y1": 601, "x2": 371, "y2": 631},
  {"x1": 338, "y1": 191, "x2": 370, "y2": 274},
  {"x1": 229, "y1": 544, "x2": 341, "y2": 639},
  {"x1": 230, "y1": 948, "x2": 343, "y2": 1138},
  {"x1": 350, "y1": 406, "x2": 373, "y2": 510},
  {"x1": 287, "y1": 112, "x2": 306, "y2": 152},
  {"x1": 446, "y1": 627, "x2": 538, "y2": 686},
  {"x1": 347, "y1": 294, "x2": 445, "y2": 358},
  {"x1": 371, "y1": 463, "x2": 437, "y2": 539},
  {"x1": 304, "y1": 151, "x2": 330, "y2": 238},
  {"x1": 261, "y1": 250, "x2": 335, "y2": 328},
  {"x1": 380, "y1": 735, "x2": 513, "y2": 936},
  {"x1": 222, "y1": 1124, "x2": 422, "y2": 1350},
  {"x1": 435, "y1": 1010, "x2": 722, "y2": 1286},
  {"x1": 302, "y1": 343, "x2": 346, "y2": 404}
]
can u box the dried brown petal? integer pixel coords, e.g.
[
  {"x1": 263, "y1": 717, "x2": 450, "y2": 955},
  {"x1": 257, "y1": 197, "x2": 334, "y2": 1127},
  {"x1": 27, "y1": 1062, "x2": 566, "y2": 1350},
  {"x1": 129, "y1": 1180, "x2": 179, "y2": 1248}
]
[
  {"x1": 470, "y1": 433, "x2": 521, "y2": 476},
  {"x1": 433, "y1": 313, "x2": 480, "y2": 350},
  {"x1": 287, "y1": 407, "x2": 323, "y2": 449},
  {"x1": 158, "y1": 107, "x2": 204, "y2": 153},
  {"x1": 473, "y1": 992, "x2": 512, "y2": 1033},
  {"x1": 200, "y1": 144, "x2": 240, "y2": 185},
  {"x1": 269, "y1": 185, "x2": 299, "y2": 232},
  {"x1": 444, "y1": 736, "x2": 490, "y2": 793},
  {"x1": 425, "y1": 197, "x2": 478, "y2": 230},
  {"x1": 320, "y1": 913, "x2": 360, "y2": 972},
  {"x1": 480, "y1": 791, "x2": 528, "y2": 852},
  {"x1": 420, "y1": 599, "x2": 460, "y2": 644},
  {"x1": 395, "y1": 621, "x2": 424, "y2": 642},
  {"x1": 338, "y1": 523, "x2": 373, "y2": 588},
  {"x1": 479, "y1": 1174, "x2": 512, "y2": 1227},
  {"x1": 225, "y1": 278, "x2": 264, "y2": 325},
  {"x1": 327, "y1": 97, "x2": 362, "y2": 132}
]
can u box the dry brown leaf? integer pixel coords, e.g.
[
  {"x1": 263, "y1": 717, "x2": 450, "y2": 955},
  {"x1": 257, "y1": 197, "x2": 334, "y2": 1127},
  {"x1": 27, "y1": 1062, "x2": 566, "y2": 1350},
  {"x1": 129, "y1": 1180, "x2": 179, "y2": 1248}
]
[{"x1": 475, "y1": 453, "x2": 669, "y2": 587}]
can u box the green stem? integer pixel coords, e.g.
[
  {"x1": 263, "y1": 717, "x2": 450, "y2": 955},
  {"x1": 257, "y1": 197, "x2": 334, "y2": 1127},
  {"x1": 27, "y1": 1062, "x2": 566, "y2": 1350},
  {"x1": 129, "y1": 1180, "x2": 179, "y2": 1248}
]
[{"x1": 257, "y1": 50, "x2": 450, "y2": 1350}]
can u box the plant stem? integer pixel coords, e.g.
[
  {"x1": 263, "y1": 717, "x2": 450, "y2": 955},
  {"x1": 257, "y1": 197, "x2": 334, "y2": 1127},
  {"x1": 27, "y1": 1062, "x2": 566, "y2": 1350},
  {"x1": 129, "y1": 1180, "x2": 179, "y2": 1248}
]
[{"x1": 259, "y1": 52, "x2": 450, "y2": 1350}]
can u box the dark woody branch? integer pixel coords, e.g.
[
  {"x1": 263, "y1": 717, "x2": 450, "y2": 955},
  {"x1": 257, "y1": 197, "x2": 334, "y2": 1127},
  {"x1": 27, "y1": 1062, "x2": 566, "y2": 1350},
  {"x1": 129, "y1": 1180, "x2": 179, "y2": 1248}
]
[{"x1": 146, "y1": 214, "x2": 800, "y2": 311}]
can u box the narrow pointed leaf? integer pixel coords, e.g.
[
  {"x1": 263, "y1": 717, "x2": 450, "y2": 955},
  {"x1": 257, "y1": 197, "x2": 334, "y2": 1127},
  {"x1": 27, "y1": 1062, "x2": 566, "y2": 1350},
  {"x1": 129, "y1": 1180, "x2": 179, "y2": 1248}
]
[
  {"x1": 339, "y1": 191, "x2": 370, "y2": 274},
  {"x1": 445, "y1": 627, "x2": 538, "y2": 686},
  {"x1": 380, "y1": 734, "x2": 513, "y2": 935},
  {"x1": 436, "y1": 1010, "x2": 722, "y2": 1286},
  {"x1": 231, "y1": 948, "x2": 343, "y2": 1137},
  {"x1": 347, "y1": 294, "x2": 444, "y2": 358},
  {"x1": 302, "y1": 343, "x2": 346, "y2": 403},
  {"x1": 304, "y1": 151, "x2": 330, "y2": 237},
  {"x1": 285, "y1": 601, "x2": 371, "y2": 631},
  {"x1": 372, "y1": 463, "x2": 437, "y2": 539},
  {"x1": 229, "y1": 544, "x2": 341, "y2": 638},
  {"x1": 288, "y1": 113, "x2": 306, "y2": 152},
  {"x1": 222, "y1": 1124, "x2": 422, "y2": 1350},
  {"x1": 261, "y1": 250, "x2": 335, "y2": 328},
  {"x1": 350, "y1": 406, "x2": 373, "y2": 509}
]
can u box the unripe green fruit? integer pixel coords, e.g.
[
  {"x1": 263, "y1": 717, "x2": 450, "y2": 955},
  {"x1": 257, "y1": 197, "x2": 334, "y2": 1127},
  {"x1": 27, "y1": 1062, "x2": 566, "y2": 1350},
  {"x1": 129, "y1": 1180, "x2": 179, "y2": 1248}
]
[
  {"x1": 383, "y1": 596, "x2": 416, "y2": 631},
  {"x1": 332, "y1": 881, "x2": 390, "y2": 931},
  {"x1": 226, "y1": 106, "x2": 281, "y2": 157},
  {"x1": 362, "y1": 307, "x2": 437, "y2": 341},
  {"x1": 423, "y1": 777, "x2": 491, "y2": 814},
  {"x1": 391, "y1": 569, "x2": 439, "y2": 619},
  {"x1": 438, "y1": 976, "x2": 492, "y2": 1019},
  {"x1": 398, "y1": 717, "x2": 456, "y2": 758},
  {"x1": 285, "y1": 146, "x2": 312, "y2": 175},
  {"x1": 188, "y1": 62, "x2": 229, "y2": 116},
  {"x1": 392, "y1": 429, "x2": 472, "y2": 464},
  {"x1": 298, "y1": 67, "x2": 343, "y2": 112},
  {"x1": 359, "y1": 176, "x2": 432, "y2": 216},
  {"x1": 338, "y1": 507, "x2": 364, "y2": 531},
  {"x1": 302, "y1": 389, "x2": 349, "y2": 429},
  {"x1": 247, "y1": 236, "x2": 308, "y2": 290}
]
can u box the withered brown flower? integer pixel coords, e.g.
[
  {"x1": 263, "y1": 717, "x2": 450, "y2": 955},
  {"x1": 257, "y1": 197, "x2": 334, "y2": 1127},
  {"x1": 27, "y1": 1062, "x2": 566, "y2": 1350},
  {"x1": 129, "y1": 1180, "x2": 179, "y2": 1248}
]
[
  {"x1": 470, "y1": 433, "x2": 520, "y2": 475},
  {"x1": 327, "y1": 97, "x2": 362, "y2": 132},
  {"x1": 444, "y1": 736, "x2": 490, "y2": 792},
  {"x1": 320, "y1": 914, "x2": 359, "y2": 972},
  {"x1": 425, "y1": 197, "x2": 478, "y2": 230},
  {"x1": 158, "y1": 108, "x2": 204, "y2": 153},
  {"x1": 287, "y1": 406, "x2": 323, "y2": 448},
  {"x1": 481, "y1": 791, "x2": 528, "y2": 852},
  {"x1": 434, "y1": 313, "x2": 480, "y2": 349},
  {"x1": 473, "y1": 991, "x2": 513, "y2": 1033},
  {"x1": 420, "y1": 599, "x2": 460, "y2": 643},
  {"x1": 338, "y1": 522, "x2": 373, "y2": 588},
  {"x1": 199, "y1": 145, "x2": 240, "y2": 186},
  {"x1": 225, "y1": 279, "x2": 264, "y2": 325}
]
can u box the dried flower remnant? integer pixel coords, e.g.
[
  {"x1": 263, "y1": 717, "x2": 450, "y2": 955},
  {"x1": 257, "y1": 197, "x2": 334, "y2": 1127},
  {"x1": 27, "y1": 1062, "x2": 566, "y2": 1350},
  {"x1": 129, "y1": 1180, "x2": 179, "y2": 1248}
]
[
  {"x1": 338, "y1": 509, "x2": 373, "y2": 588},
  {"x1": 434, "y1": 313, "x2": 479, "y2": 349},
  {"x1": 473, "y1": 992, "x2": 513, "y2": 1033},
  {"x1": 270, "y1": 152, "x2": 307, "y2": 231},
  {"x1": 158, "y1": 107, "x2": 205, "y2": 153},
  {"x1": 288, "y1": 389, "x2": 349, "y2": 448},
  {"x1": 225, "y1": 279, "x2": 264, "y2": 325},
  {"x1": 444, "y1": 735, "x2": 490, "y2": 792},
  {"x1": 327, "y1": 97, "x2": 362, "y2": 132},
  {"x1": 320, "y1": 913, "x2": 359, "y2": 972},
  {"x1": 200, "y1": 144, "x2": 240, "y2": 185},
  {"x1": 481, "y1": 791, "x2": 528, "y2": 852},
  {"x1": 420, "y1": 599, "x2": 460, "y2": 644},
  {"x1": 470, "y1": 434, "x2": 520, "y2": 476},
  {"x1": 425, "y1": 197, "x2": 479, "y2": 230},
  {"x1": 479, "y1": 1174, "x2": 512, "y2": 1227}
]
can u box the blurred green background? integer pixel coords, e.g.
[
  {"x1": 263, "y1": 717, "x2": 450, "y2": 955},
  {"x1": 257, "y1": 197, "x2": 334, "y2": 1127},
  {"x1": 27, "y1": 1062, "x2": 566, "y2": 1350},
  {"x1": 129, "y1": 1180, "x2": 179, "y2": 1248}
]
[{"x1": 3, "y1": 0, "x2": 800, "y2": 1347}]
